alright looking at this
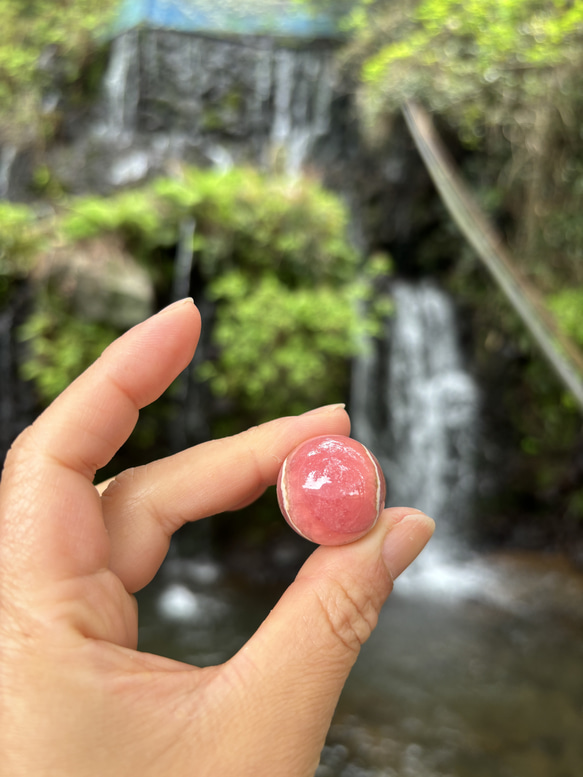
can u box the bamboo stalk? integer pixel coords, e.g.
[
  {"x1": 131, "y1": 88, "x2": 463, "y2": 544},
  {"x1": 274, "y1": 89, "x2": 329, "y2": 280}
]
[{"x1": 402, "y1": 99, "x2": 583, "y2": 414}]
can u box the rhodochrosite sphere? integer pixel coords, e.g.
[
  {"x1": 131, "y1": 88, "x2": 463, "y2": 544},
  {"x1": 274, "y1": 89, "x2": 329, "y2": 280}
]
[{"x1": 277, "y1": 435, "x2": 386, "y2": 545}]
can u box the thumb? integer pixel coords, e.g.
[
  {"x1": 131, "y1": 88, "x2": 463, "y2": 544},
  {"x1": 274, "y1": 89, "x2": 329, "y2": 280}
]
[{"x1": 222, "y1": 507, "x2": 434, "y2": 776}]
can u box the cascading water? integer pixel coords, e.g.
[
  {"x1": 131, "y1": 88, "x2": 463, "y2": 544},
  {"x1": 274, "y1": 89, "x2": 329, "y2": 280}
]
[
  {"x1": 352, "y1": 280, "x2": 479, "y2": 565},
  {"x1": 101, "y1": 29, "x2": 140, "y2": 140},
  {"x1": 91, "y1": 29, "x2": 337, "y2": 184},
  {"x1": 270, "y1": 47, "x2": 334, "y2": 174},
  {"x1": 0, "y1": 145, "x2": 17, "y2": 200}
]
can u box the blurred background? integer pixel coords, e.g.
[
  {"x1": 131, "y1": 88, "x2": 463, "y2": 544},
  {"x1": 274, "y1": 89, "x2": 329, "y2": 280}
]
[{"x1": 2, "y1": 1, "x2": 583, "y2": 774}]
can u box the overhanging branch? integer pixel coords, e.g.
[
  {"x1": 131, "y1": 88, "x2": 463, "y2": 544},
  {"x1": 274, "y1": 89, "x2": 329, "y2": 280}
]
[{"x1": 402, "y1": 99, "x2": 583, "y2": 414}]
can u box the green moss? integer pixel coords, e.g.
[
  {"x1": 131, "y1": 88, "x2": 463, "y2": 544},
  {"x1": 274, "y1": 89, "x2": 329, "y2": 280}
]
[
  {"x1": 199, "y1": 108, "x2": 225, "y2": 132},
  {"x1": 547, "y1": 288, "x2": 583, "y2": 348}
]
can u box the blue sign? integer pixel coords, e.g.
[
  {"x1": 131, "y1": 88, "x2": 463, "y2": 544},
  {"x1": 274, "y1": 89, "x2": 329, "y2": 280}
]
[{"x1": 112, "y1": 0, "x2": 345, "y2": 39}]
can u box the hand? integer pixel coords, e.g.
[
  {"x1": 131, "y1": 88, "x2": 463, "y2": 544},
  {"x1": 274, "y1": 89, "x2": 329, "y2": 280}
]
[{"x1": 0, "y1": 298, "x2": 434, "y2": 777}]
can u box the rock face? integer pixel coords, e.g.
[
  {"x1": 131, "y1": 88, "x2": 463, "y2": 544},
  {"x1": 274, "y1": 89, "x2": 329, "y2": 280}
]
[
  {"x1": 0, "y1": 21, "x2": 441, "y2": 458},
  {"x1": 34, "y1": 235, "x2": 154, "y2": 329},
  {"x1": 52, "y1": 29, "x2": 352, "y2": 191},
  {"x1": 1, "y1": 21, "x2": 434, "y2": 258},
  {"x1": 46, "y1": 26, "x2": 434, "y2": 256}
]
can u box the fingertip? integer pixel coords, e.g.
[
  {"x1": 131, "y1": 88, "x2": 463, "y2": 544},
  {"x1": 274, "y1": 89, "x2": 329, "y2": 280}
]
[
  {"x1": 301, "y1": 403, "x2": 346, "y2": 417},
  {"x1": 156, "y1": 297, "x2": 197, "y2": 316},
  {"x1": 148, "y1": 296, "x2": 202, "y2": 343},
  {"x1": 381, "y1": 509, "x2": 435, "y2": 581},
  {"x1": 154, "y1": 297, "x2": 202, "y2": 334},
  {"x1": 296, "y1": 403, "x2": 351, "y2": 439},
  {"x1": 100, "y1": 296, "x2": 201, "y2": 407}
]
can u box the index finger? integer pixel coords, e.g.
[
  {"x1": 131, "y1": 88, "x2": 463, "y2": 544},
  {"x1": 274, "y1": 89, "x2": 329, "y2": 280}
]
[
  {"x1": 0, "y1": 299, "x2": 200, "y2": 588},
  {"x1": 101, "y1": 405, "x2": 351, "y2": 592}
]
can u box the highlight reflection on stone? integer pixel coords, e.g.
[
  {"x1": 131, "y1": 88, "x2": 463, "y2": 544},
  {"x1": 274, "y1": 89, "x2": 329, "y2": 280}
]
[{"x1": 277, "y1": 435, "x2": 386, "y2": 545}]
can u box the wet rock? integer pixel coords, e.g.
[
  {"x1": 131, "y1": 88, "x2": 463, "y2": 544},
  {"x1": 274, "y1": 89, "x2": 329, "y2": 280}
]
[{"x1": 33, "y1": 234, "x2": 154, "y2": 328}]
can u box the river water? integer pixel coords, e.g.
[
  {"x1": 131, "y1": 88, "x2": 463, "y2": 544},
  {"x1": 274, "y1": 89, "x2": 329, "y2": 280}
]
[{"x1": 136, "y1": 546, "x2": 583, "y2": 777}]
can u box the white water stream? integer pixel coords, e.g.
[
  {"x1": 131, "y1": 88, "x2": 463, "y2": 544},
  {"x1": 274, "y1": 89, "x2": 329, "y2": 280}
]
[
  {"x1": 0, "y1": 144, "x2": 17, "y2": 200},
  {"x1": 350, "y1": 280, "x2": 510, "y2": 605},
  {"x1": 353, "y1": 281, "x2": 478, "y2": 537}
]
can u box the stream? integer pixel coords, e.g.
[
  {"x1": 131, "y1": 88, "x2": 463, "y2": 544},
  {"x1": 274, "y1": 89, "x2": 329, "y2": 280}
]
[{"x1": 136, "y1": 547, "x2": 583, "y2": 777}]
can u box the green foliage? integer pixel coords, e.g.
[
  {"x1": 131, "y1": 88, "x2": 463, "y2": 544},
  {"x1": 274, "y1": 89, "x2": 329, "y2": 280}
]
[
  {"x1": 151, "y1": 167, "x2": 358, "y2": 283},
  {"x1": 0, "y1": 0, "x2": 117, "y2": 141},
  {"x1": 199, "y1": 270, "x2": 383, "y2": 419},
  {"x1": 547, "y1": 288, "x2": 583, "y2": 347},
  {"x1": 62, "y1": 189, "x2": 166, "y2": 249},
  {"x1": 0, "y1": 201, "x2": 42, "y2": 269},
  {"x1": 0, "y1": 201, "x2": 46, "y2": 303},
  {"x1": 61, "y1": 167, "x2": 358, "y2": 280},
  {"x1": 18, "y1": 298, "x2": 118, "y2": 403},
  {"x1": 343, "y1": 0, "x2": 583, "y2": 301},
  {"x1": 30, "y1": 166, "x2": 392, "y2": 423},
  {"x1": 353, "y1": 0, "x2": 583, "y2": 128}
]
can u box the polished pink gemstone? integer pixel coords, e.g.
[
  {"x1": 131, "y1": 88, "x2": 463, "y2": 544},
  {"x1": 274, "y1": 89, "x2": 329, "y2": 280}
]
[{"x1": 277, "y1": 434, "x2": 386, "y2": 546}]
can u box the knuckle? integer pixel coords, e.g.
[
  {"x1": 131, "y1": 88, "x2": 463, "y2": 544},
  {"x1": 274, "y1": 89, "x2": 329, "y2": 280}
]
[
  {"x1": 1, "y1": 426, "x2": 39, "y2": 485},
  {"x1": 315, "y1": 576, "x2": 381, "y2": 655},
  {"x1": 3, "y1": 424, "x2": 33, "y2": 463},
  {"x1": 239, "y1": 425, "x2": 272, "y2": 483},
  {"x1": 99, "y1": 467, "x2": 137, "y2": 507},
  {"x1": 104, "y1": 466, "x2": 138, "y2": 491}
]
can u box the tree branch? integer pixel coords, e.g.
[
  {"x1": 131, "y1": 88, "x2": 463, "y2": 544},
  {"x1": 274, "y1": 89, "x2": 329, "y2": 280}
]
[{"x1": 402, "y1": 99, "x2": 583, "y2": 414}]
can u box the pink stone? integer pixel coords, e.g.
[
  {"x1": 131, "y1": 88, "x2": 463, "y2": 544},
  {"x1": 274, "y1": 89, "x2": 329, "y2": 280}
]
[{"x1": 277, "y1": 434, "x2": 386, "y2": 546}]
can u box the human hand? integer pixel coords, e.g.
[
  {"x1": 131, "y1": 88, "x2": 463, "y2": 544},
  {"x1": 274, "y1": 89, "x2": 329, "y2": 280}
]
[{"x1": 0, "y1": 298, "x2": 434, "y2": 777}]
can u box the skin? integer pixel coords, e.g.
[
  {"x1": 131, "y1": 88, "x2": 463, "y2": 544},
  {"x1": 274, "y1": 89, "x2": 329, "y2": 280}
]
[{"x1": 0, "y1": 298, "x2": 435, "y2": 777}]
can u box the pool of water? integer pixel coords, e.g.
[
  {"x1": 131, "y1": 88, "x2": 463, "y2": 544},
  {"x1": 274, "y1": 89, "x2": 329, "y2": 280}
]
[{"x1": 136, "y1": 550, "x2": 583, "y2": 777}]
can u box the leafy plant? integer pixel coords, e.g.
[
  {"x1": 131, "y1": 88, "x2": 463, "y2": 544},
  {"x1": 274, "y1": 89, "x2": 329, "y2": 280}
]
[
  {"x1": 0, "y1": 0, "x2": 117, "y2": 142},
  {"x1": 18, "y1": 298, "x2": 118, "y2": 403},
  {"x1": 199, "y1": 270, "x2": 387, "y2": 420},
  {"x1": 0, "y1": 201, "x2": 47, "y2": 303},
  {"x1": 547, "y1": 288, "x2": 583, "y2": 347},
  {"x1": 335, "y1": 0, "x2": 583, "y2": 303},
  {"x1": 25, "y1": 165, "x2": 392, "y2": 424}
]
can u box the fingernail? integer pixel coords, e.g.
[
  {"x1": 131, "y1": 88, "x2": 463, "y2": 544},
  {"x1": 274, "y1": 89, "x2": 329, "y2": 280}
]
[
  {"x1": 382, "y1": 513, "x2": 435, "y2": 580},
  {"x1": 158, "y1": 297, "x2": 194, "y2": 315},
  {"x1": 302, "y1": 403, "x2": 346, "y2": 416}
]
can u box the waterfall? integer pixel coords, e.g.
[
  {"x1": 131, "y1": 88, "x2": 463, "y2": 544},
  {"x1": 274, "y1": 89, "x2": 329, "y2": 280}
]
[
  {"x1": 101, "y1": 29, "x2": 140, "y2": 140},
  {"x1": 352, "y1": 280, "x2": 479, "y2": 556},
  {"x1": 270, "y1": 47, "x2": 334, "y2": 174},
  {"x1": 0, "y1": 145, "x2": 17, "y2": 200},
  {"x1": 89, "y1": 29, "x2": 338, "y2": 187}
]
